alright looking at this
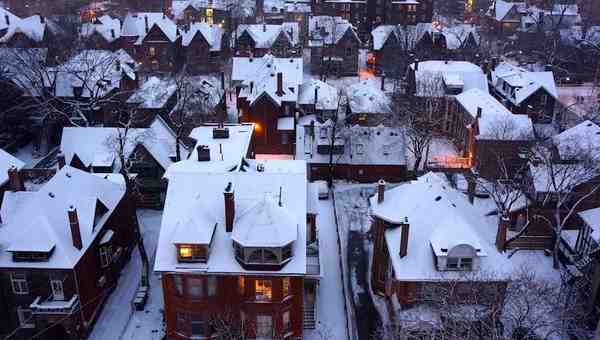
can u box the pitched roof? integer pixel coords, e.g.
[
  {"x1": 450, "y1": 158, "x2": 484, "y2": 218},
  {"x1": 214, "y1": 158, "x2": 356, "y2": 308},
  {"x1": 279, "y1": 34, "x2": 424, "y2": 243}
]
[
  {"x1": 456, "y1": 88, "x2": 534, "y2": 141},
  {"x1": 552, "y1": 120, "x2": 600, "y2": 160},
  {"x1": 80, "y1": 15, "x2": 121, "y2": 43},
  {"x1": 121, "y1": 12, "x2": 179, "y2": 45},
  {"x1": 410, "y1": 60, "x2": 488, "y2": 97},
  {"x1": 234, "y1": 22, "x2": 300, "y2": 48},
  {"x1": 346, "y1": 81, "x2": 392, "y2": 114},
  {"x1": 491, "y1": 62, "x2": 558, "y2": 105},
  {"x1": 308, "y1": 16, "x2": 360, "y2": 46},
  {"x1": 181, "y1": 22, "x2": 224, "y2": 50},
  {"x1": 297, "y1": 79, "x2": 339, "y2": 110},
  {"x1": 126, "y1": 76, "x2": 177, "y2": 109},
  {"x1": 0, "y1": 15, "x2": 47, "y2": 43},
  {"x1": 0, "y1": 166, "x2": 126, "y2": 269}
]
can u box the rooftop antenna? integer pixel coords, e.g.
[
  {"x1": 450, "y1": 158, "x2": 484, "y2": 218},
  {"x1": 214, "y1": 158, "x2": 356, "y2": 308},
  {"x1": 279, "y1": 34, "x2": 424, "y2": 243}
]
[{"x1": 278, "y1": 186, "x2": 282, "y2": 207}]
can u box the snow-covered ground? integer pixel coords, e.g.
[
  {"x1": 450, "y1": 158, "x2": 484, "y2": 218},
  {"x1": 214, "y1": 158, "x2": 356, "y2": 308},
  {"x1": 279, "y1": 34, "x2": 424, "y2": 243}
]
[
  {"x1": 305, "y1": 198, "x2": 349, "y2": 339},
  {"x1": 88, "y1": 209, "x2": 165, "y2": 340}
]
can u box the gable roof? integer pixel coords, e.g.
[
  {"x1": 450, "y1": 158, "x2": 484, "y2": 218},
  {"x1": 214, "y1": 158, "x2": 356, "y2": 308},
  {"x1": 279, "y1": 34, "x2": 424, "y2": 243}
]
[
  {"x1": 126, "y1": 76, "x2": 177, "y2": 109},
  {"x1": 346, "y1": 81, "x2": 392, "y2": 114},
  {"x1": 182, "y1": 22, "x2": 224, "y2": 50},
  {"x1": 410, "y1": 60, "x2": 488, "y2": 97},
  {"x1": 0, "y1": 15, "x2": 47, "y2": 43},
  {"x1": 491, "y1": 62, "x2": 557, "y2": 105},
  {"x1": 60, "y1": 116, "x2": 185, "y2": 171},
  {"x1": 234, "y1": 22, "x2": 300, "y2": 48},
  {"x1": 456, "y1": 88, "x2": 534, "y2": 141},
  {"x1": 0, "y1": 149, "x2": 25, "y2": 186},
  {"x1": 308, "y1": 16, "x2": 360, "y2": 46},
  {"x1": 552, "y1": 120, "x2": 600, "y2": 160},
  {"x1": 297, "y1": 79, "x2": 339, "y2": 110},
  {"x1": 121, "y1": 12, "x2": 179, "y2": 45},
  {"x1": 80, "y1": 15, "x2": 121, "y2": 43},
  {"x1": 0, "y1": 166, "x2": 126, "y2": 269}
]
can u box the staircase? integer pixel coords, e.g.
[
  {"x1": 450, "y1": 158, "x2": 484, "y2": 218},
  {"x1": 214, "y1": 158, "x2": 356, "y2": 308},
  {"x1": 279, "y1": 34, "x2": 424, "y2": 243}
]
[{"x1": 303, "y1": 303, "x2": 316, "y2": 329}]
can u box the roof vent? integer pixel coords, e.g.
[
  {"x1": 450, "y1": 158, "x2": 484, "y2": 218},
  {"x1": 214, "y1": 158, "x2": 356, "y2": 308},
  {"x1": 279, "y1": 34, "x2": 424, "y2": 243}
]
[
  {"x1": 197, "y1": 145, "x2": 211, "y2": 162},
  {"x1": 213, "y1": 126, "x2": 230, "y2": 139},
  {"x1": 257, "y1": 163, "x2": 265, "y2": 172}
]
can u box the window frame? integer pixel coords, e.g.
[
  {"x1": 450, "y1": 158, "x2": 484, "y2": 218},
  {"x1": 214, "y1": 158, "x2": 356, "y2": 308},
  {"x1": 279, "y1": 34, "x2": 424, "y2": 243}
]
[
  {"x1": 99, "y1": 245, "x2": 112, "y2": 268},
  {"x1": 11, "y1": 273, "x2": 28, "y2": 295},
  {"x1": 255, "y1": 279, "x2": 273, "y2": 302},
  {"x1": 17, "y1": 307, "x2": 34, "y2": 329}
]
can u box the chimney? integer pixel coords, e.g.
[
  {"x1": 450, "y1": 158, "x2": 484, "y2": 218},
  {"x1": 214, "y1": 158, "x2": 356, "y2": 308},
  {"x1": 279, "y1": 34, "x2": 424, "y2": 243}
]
[
  {"x1": 197, "y1": 145, "x2": 211, "y2": 161},
  {"x1": 314, "y1": 86, "x2": 319, "y2": 105},
  {"x1": 144, "y1": 15, "x2": 149, "y2": 33},
  {"x1": 496, "y1": 214, "x2": 509, "y2": 251},
  {"x1": 476, "y1": 107, "x2": 482, "y2": 119},
  {"x1": 224, "y1": 183, "x2": 235, "y2": 233},
  {"x1": 377, "y1": 179, "x2": 385, "y2": 204},
  {"x1": 5, "y1": 14, "x2": 9, "y2": 26},
  {"x1": 7, "y1": 166, "x2": 23, "y2": 192},
  {"x1": 276, "y1": 72, "x2": 284, "y2": 96},
  {"x1": 380, "y1": 74, "x2": 385, "y2": 91},
  {"x1": 250, "y1": 81, "x2": 254, "y2": 94},
  {"x1": 399, "y1": 217, "x2": 409, "y2": 258},
  {"x1": 57, "y1": 152, "x2": 66, "y2": 169},
  {"x1": 68, "y1": 206, "x2": 83, "y2": 250},
  {"x1": 414, "y1": 59, "x2": 419, "y2": 71},
  {"x1": 221, "y1": 71, "x2": 226, "y2": 91}
]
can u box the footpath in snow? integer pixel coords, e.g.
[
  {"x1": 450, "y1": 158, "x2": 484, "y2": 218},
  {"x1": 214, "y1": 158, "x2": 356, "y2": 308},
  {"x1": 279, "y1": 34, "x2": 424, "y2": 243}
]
[
  {"x1": 305, "y1": 199, "x2": 349, "y2": 339},
  {"x1": 88, "y1": 209, "x2": 164, "y2": 340}
]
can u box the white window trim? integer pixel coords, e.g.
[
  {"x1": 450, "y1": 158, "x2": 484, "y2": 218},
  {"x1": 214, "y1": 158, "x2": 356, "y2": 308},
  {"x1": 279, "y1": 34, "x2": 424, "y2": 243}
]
[
  {"x1": 50, "y1": 279, "x2": 65, "y2": 301},
  {"x1": 446, "y1": 257, "x2": 473, "y2": 271},
  {"x1": 100, "y1": 245, "x2": 112, "y2": 268},
  {"x1": 17, "y1": 307, "x2": 34, "y2": 329},
  {"x1": 11, "y1": 274, "x2": 28, "y2": 295}
]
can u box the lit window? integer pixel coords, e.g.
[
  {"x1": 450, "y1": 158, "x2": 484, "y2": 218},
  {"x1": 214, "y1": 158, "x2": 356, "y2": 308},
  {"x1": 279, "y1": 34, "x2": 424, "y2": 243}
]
[
  {"x1": 149, "y1": 47, "x2": 156, "y2": 57},
  {"x1": 282, "y1": 277, "x2": 291, "y2": 297},
  {"x1": 255, "y1": 279, "x2": 272, "y2": 301},
  {"x1": 179, "y1": 246, "x2": 192, "y2": 258},
  {"x1": 177, "y1": 245, "x2": 207, "y2": 263},
  {"x1": 11, "y1": 273, "x2": 28, "y2": 295}
]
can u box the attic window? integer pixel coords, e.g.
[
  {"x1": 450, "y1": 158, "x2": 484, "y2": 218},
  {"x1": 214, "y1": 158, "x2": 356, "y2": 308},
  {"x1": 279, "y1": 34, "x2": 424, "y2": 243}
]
[
  {"x1": 12, "y1": 247, "x2": 55, "y2": 262},
  {"x1": 177, "y1": 244, "x2": 208, "y2": 263}
]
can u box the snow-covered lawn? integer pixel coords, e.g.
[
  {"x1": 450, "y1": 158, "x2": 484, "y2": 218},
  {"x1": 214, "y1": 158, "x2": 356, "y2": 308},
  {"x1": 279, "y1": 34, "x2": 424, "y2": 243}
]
[
  {"x1": 305, "y1": 198, "x2": 349, "y2": 339},
  {"x1": 88, "y1": 209, "x2": 164, "y2": 340}
]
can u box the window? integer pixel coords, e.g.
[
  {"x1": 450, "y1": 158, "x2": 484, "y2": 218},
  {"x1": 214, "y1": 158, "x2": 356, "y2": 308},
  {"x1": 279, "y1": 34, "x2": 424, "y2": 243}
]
[
  {"x1": 282, "y1": 244, "x2": 292, "y2": 261},
  {"x1": 355, "y1": 143, "x2": 365, "y2": 155},
  {"x1": 255, "y1": 280, "x2": 272, "y2": 301},
  {"x1": 100, "y1": 245, "x2": 112, "y2": 267},
  {"x1": 256, "y1": 314, "x2": 273, "y2": 339},
  {"x1": 238, "y1": 276, "x2": 245, "y2": 295},
  {"x1": 282, "y1": 277, "x2": 291, "y2": 297},
  {"x1": 207, "y1": 276, "x2": 217, "y2": 297},
  {"x1": 176, "y1": 312, "x2": 187, "y2": 334},
  {"x1": 149, "y1": 47, "x2": 156, "y2": 57},
  {"x1": 177, "y1": 245, "x2": 207, "y2": 263},
  {"x1": 187, "y1": 277, "x2": 204, "y2": 298},
  {"x1": 263, "y1": 250, "x2": 278, "y2": 264},
  {"x1": 173, "y1": 275, "x2": 184, "y2": 296},
  {"x1": 283, "y1": 310, "x2": 291, "y2": 333},
  {"x1": 17, "y1": 307, "x2": 34, "y2": 329},
  {"x1": 446, "y1": 257, "x2": 473, "y2": 271},
  {"x1": 191, "y1": 314, "x2": 205, "y2": 337},
  {"x1": 50, "y1": 279, "x2": 64, "y2": 301},
  {"x1": 11, "y1": 273, "x2": 28, "y2": 295},
  {"x1": 246, "y1": 249, "x2": 281, "y2": 264},
  {"x1": 346, "y1": 47, "x2": 353, "y2": 57}
]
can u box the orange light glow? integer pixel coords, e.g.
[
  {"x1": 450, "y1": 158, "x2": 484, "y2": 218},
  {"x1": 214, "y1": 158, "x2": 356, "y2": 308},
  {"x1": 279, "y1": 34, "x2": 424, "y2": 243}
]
[
  {"x1": 431, "y1": 155, "x2": 472, "y2": 169},
  {"x1": 359, "y1": 68, "x2": 375, "y2": 79},
  {"x1": 179, "y1": 246, "x2": 192, "y2": 258},
  {"x1": 253, "y1": 122, "x2": 263, "y2": 134}
]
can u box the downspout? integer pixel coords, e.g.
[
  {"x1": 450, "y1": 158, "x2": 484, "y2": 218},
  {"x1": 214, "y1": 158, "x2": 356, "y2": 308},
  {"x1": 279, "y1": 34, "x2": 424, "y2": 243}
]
[{"x1": 73, "y1": 268, "x2": 87, "y2": 330}]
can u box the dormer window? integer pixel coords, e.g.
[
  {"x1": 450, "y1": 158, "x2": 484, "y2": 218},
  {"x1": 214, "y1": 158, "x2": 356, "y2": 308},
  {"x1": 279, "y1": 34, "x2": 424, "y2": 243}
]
[
  {"x1": 433, "y1": 243, "x2": 482, "y2": 271},
  {"x1": 177, "y1": 244, "x2": 208, "y2": 263},
  {"x1": 446, "y1": 257, "x2": 473, "y2": 270}
]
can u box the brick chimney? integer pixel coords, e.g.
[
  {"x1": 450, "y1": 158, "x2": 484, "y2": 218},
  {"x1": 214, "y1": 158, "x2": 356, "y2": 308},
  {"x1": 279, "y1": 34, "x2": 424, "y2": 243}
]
[
  {"x1": 377, "y1": 179, "x2": 385, "y2": 204},
  {"x1": 7, "y1": 166, "x2": 23, "y2": 192},
  {"x1": 399, "y1": 217, "x2": 409, "y2": 258},
  {"x1": 144, "y1": 15, "x2": 149, "y2": 33},
  {"x1": 314, "y1": 85, "x2": 319, "y2": 105},
  {"x1": 57, "y1": 152, "x2": 66, "y2": 169},
  {"x1": 276, "y1": 72, "x2": 284, "y2": 97},
  {"x1": 496, "y1": 214, "x2": 509, "y2": 251},
  {"x1": 224, "y1": 182, "x2": 235, "y2": 233},
  {"x1": 68, "y1": 206, "x2": 83, "y2": 250},
  {"x1": 5, "y1": 14, "x2": 9, "y2": 26}
]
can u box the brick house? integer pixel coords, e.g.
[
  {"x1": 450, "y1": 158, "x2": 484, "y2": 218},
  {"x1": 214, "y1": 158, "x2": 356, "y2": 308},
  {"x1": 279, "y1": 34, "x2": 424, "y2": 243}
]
[
  {"x1": 489, "y1": 62, "x2": 558, "y2": 124},
  {"x1": 120, "y1": 13, "x2": 183, "y2": 74},
  {"x1": 345, "y1": 81, "x2": 393, "y2": 126},
  {"x1": 285, "y1": 1, "x2": 312, "y2": 42},
  {"x1": 0, "y1": 166, "x2": 137, "y2": 340},
  {"x1": 181, "y1": 22, "x2": 226, "y2": 74},
  {"x1": 0, "y1": 149, "x2": 25, "y2": 209},
  {"x1": 156, "y1": 147, "x2": 320, "y2": 339},
  {"x1": 296, "y1": 117, "x2": 408, "y2": 182},
  {"x1": 80, "y1": 15, "x2": 122, "y2": 51},
  {"x1": 172, "y1": 0, "x2": 230, "y2": 27},
  {"x1": 485, "y1": 0, "x2": 527, "y2": 33},
  {"x1": 456, "y1": 88, "x2": 534, "y2": 180},
  {"x1": 308, "y1": 16, "x2": 361, "y2": 76},
  {"x1": 233, "y1": 23, "x2": 301, "y2": 58},
  {"x1": 232, "y1": 54, "x2": 303, "y2": 155},
  {"x1": 370, "y1": 174, "x2": 515, "y2": 333},
  {"x1": 60, "y1": 116, "x2": 188, "y2": 208},
  {"x1": 0, "y1": 14, "x2": 65, "y2": 61},
  {"x1": 297, "y1": 79, "x2": 339, "y2": 119}
]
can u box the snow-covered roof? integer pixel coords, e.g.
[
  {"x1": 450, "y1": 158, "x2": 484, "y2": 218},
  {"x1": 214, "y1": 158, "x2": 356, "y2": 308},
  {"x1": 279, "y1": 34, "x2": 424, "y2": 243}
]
[
  {"x1": 308, "y1": 16, "x2": 360, "y2": 46},
  {"x1": 60, "y1": 116, "x2": 184, "y2": 171},
  {"x1": 155, "y1": 159, "x2": 308, "y2": 275},
  {"x1": 233, "y1": 54, "x2": 303, "y2": 106},
  {"x1": 121, "y1": 12, "x2": 179, "y2": 45},
  {"x1": 80, "y1": 15, "x2": 121, "y2": 43},
  {"x1": 0, "y1": 47, "x2": 48, "y2": 96},
  {"x1": 298, "y1": 79, "x2": 339, "y2": 111},
  {"x1": 0, "y1": 166, "x2": 125, "y2": 269},
  {"x1": 45, "y1": 49, "x2": 136, "y2": 98},
  {"x1": 456, "y1": 88, "x2": 534, "y2": 141},
  {"x1": 0, "y1": 8, "x2": 19, "y2": 32},
  {"x1": 181, "y1": 22, "x2": 224, "y2": 50},
  {"x1": 346, "y1": 81, "x2": 392, "y2": 114},
  {"x1": 0, "y1": 14, "x2": 48, "y2": 43},
  {"x1": 552, "y1": 120, "x2": 600, "y2": 160},
  {"x1": 491, "y1": 62, "x2": 557, "y2": 106},
  {"x1": 296, "y1": 118, "x2": 407, "y2": 166},
  {"x1": 0, "y1": 149, "x2": 25, "y2": 186},
  {"x1": 370, "y1": 172, "x2": 514, "y2": 281},
  {"x1": 411, "y1": 60, "x2": 488, "y2": 97},
  {"x1": 285, "y1": 0, "x2": 312, "y2": 13},
  {"x1": 166, "y1": 123, "x2": 254, "y2": 174},
  {"x1": 372, "y1": 23, "x2": 479, "y2": 51},
  {"x1": 126, "y1": 76, "x2": 177, "y2": 109},
  {"x1": 234, "y1": 22, "x2": 299, "y2": 48},
  {"x1": 579, "y1": 208, "x2": 600, "y2": 241},
  {"x1": 172, "y1": 0, "x2": 231, "y2": 18},
  {"x1": 490, "y1": 0, "x2": 526, "y2": 21},
  {"x1": 529, "y1": 162, "x2": 598, "y2": 194},
  {"x1": 170, "y1": 75, "x2": 225, "y2": 115},
  {"x1": 438, "y1": 24, "x2": 480, "y2": 50}
]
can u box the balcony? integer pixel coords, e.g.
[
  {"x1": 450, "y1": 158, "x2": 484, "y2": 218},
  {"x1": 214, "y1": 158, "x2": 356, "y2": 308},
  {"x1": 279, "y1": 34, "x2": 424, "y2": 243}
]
[{"x1": 30, "y1": 295, "x2": 79, "y2": 315}]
